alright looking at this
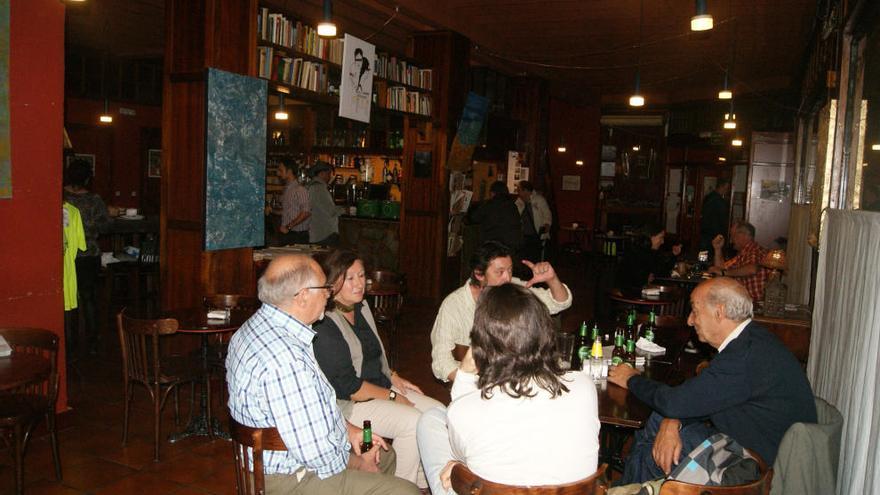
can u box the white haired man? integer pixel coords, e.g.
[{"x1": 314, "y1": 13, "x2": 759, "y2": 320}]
[{"x1": 608, "y1": 277, "x2": 816, "y2": 484}]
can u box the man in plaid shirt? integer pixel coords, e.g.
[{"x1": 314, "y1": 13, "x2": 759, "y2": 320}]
[
  {"x1": 226, "y1": 254, "x2": 418, "y2": 494},
  {"x1": 708, "y1": 221, "x2": 770, "y2": 301}
]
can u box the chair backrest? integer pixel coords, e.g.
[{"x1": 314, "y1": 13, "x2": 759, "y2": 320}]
[
  {"x1": 636, "y1": 313, "x2": 685, "y2": 328},
  {"x1": 367, "y1": 270, "x2": 404, "y2": 321},
  {"x1": 229, "y1": 417, "x2": 289, "y2": 495},
  {"x1": 117, "y1": 309, "x2": 179, "y2": 386},
  {"x1": 451, "y1": 463, "x2": 608, "y2": 495},
  {"x1": 203, "y1": 294, "x2": 261, "y2": 311},
  {"x1": 0, "y1": 327, "x2": 59, "y2": 401},
  {"x1": 659, "y1": 451, "x2": 772, "y2": 495}
]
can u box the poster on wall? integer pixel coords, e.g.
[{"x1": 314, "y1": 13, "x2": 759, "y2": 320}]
[
  {"x1": 0, "y1": 1, "x2": 10, "y2": 198},
  {"x1": 339, "y1": 34, "x2": 375, "y2": 123},
  {"x1": 505, "y1": 151, "x2": 527, "y2": 193},
  {"x1": 447, "y1": 92, "x2": 489, "y2": 172},
  {"x1": 204, "y1": 68, "x2": 267, "y2": 251}
]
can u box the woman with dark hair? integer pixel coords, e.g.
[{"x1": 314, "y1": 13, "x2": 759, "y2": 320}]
[
  {"x1": 63, "y1": 158, "x2": 116, "y2": 355},
  {"x1": 619, "y1": 223, "x2": 682, "y2": 289},
  {"x1": 312, "y1": 249, "x2": 443, "y2": 489},
  {"x1": 417, "y1": 283, "x2": 600, "y2": 494}
]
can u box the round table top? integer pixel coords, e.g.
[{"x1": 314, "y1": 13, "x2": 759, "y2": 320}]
[
  {"x1": 128, "y1": 307, "x2": 254, "y2": 333},
  {"x1": 608, "y1": 287, "x2": 678, "y2": 306},
  {"x1": 0, "y1": 353, "x2": 51, "y2": 392}
]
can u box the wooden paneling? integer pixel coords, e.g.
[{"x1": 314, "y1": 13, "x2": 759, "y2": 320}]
[{"x1": 161, "y1": 0, "x2": 258, "y2": 310}]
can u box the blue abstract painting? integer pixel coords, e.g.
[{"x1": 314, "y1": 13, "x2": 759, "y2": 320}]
[{"x1": 204, "y1": 68, "x2": 267, "y2": 251}]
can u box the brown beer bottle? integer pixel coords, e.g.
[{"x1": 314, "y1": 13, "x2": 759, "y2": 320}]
[
  {"x1": 611, "y1": 332, "x2": 627, "y2": 366},
  {"x1": 360, "y1": 420, "x2": 373, "y2": 453}
]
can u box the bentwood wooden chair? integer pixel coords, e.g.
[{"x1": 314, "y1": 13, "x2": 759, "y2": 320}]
[
  {"x1": 659, "y1": 450, "x2": 771, "y2": 495},
  {"x1": 451, "y1": 463, "x2": 609, "y2": 495},
  {"x1": 229, "y1": 417, "x2": 288, "y2": 495},
  {"x1": 117, "y1": 310, "x2": 200, "y2": 461},
  {"x1": 0, "y1": 327, "x2": 61, "y2": 495},
  {"x1": 366, "y1": 270, "x2": 405, "y2": 368}
]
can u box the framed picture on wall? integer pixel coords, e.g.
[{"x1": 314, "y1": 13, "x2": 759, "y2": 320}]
[
  {"x1": 147, "y1": 149, "x2": 161, "y2": 178},
  {"x1": 65, "y1": 154, "x2": 95, "y2": 174}
]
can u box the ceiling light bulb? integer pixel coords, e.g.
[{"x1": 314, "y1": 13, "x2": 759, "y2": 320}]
[
  {"x1": 872, "y1": 144, "x2": 880, "y2": 151},
  {"x1": 732, "y1": 138, "x2": 743, "y2": 147},
  {"x1": 691, "y1": 14, "x2": 713, "y2": 31},
  {"x1": 629, "y1": 95, "x2": 645, "y2": 107},
  {"x1": 99, "y1": 114, "x2": 113, "y2": 123},
  {"x1": 632, "y1": 145, "x2": 640, "y2": 151},
  {"x1": 723, "y1": 113, "x2": 737, "y2": 129},
  {"x1": 718, "y1": 157, "x2": 727, "y2": 162},
  {"x1": 557, "y1": 146, "x2": 567, "y2": 153},
  {"x1": 274, "y1": 110, "x2": 289, "y2": 120},
  {"x1": 718, "y1": 89, "x2": 732, "y2": 100},
  {"x1": 317, "y1": 22, "x2": 337, "y2": 37},
  {"x1": 575, "y1": 160, "x2": 584, "y2": 166}
]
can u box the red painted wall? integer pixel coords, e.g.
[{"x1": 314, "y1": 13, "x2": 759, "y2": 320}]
[
  {"x1": 0, "y1": 0, "x2": 67, "y2": 408},
  {"x1": 548, "y1": 98, "x2": 601, "y2": 234},
  {"x1": 65, "y1": 97, "x2": 162, "y2": 214}
]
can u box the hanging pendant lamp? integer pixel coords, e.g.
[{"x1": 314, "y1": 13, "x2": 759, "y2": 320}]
[
  {"x1": 317, "y1": 0, "x2": 337, "y2": 37},
  {"x1": 629, "y1": 0, "x2": 646, "y2": 107},
  {"x1": 691, "y1": 0, "x2": 713, "y2": 31},
  {"x1": 99, "y1": 99, "x2": 113, "y2": 124},
  {"x1": 274, "y1": 94, "x2": 289, "y2": 121}
]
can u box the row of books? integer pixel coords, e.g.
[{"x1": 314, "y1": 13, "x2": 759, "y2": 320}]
[
  {"x1": 258, "y1": 47, "x2": 332, "y2": 94},
  {"x1": 382, "y1": 87, "x2": 433, "y2": 116},
  {"x1": 374, "y1": 53, "x2": 432, "y2": 90},
  {"x1": 257, "y1": 8, "x2": 344, "y2": 64}
]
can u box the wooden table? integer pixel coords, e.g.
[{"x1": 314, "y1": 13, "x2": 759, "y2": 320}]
[
  {"x1": 0, "y1": 353, "x2": 50, "y2": 392},
  {"x1": 596, "y1": 323, "x2": 691, "y2": 472},
  {"x1": 132, "y1": 307, "x2": 254, "y2": 441},
  {"x1": 608, "y1": 287, "x2": 679, "y2": 314}
]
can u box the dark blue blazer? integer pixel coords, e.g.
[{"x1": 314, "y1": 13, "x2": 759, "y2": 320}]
[{"x1": 629, "y1": 321, "x2": 817, "y2": 464}]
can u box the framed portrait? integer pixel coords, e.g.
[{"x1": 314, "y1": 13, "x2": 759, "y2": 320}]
[
  {"x1": 147, "y1": 149, "x2": 161, "y2": 178},
  {"x1": 66, "y1": 154, "x2": 95, "y2": 175}
]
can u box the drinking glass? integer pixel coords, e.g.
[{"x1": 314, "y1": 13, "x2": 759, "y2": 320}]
[{"x1": 556, "y1": 333, "x2": 575, "y2": 370}]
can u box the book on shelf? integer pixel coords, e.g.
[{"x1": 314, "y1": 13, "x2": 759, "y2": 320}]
[
  {"x1": 258, "y1": 7, "x2": 344, "y2": 64},
  {"x1": 374, "y1": 53, "x2": 432, "y2": 90},
  {"x1": 383, "y1": 86, "x2": 432, "y2": 116},
  {"x1": 258, "y1": 46, "x2": 333, "y2": 94}
]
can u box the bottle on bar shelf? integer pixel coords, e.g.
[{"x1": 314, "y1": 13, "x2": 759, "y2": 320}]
[
  {"x1": 360, "y1": 420, "x2": 373, "y2": 453},
  {"x1": 572, "y1": 321, "x2": 590, "y2": 371}
]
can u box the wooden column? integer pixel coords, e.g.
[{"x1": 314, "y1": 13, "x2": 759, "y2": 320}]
[
  {"x1": 400, "y1": 31, "x2": 470, "y2": 301},
  {"x1": 160, "y1": 0, "x2": 258, "y2": 309}
]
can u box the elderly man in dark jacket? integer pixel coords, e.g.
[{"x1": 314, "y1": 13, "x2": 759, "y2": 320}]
[{"x1": 609, "y1": 277, "x2": 816, "y2": 484}]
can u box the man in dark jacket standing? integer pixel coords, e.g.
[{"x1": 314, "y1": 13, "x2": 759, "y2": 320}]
[
  {"x1": 609, "y1": 277, "x2": 816, "y2": 484},
  {"x1": 470, "y1": 181, "x2": 523, "y2": 252},
  {"x1": 699, "y1": 178, "x2": 731, "y2": 252}
]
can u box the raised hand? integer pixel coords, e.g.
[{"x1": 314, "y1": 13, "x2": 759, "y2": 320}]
[{"x1": 521, "y1": 260, "x2": 558, "y2": 287}]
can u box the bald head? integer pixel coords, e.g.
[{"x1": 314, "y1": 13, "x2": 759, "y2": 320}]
[
  {"x1": 688, "y1": 277, "x2": 753, "y2": 349},
  {"x1": 258, "y1": 255, "x2": 321, "y2": 307}
]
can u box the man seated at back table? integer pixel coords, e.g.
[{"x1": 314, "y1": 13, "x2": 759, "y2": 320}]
[
  {"x1": 608, "y1": 277, "x2": 816, "y2": 484},
  {"x1": 430, "y1": 241, "x2": 572, "y2": 382},
  {"x1": 226, "y1": 254, "x2": 419, "y2": 494}
]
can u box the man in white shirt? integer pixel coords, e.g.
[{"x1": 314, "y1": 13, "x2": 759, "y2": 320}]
[
  {"x1": 429, "y1": 241, "x2": 572, "y2": 382},
  {"x1": 515, "y1": 180, "x2": 552, "y2": 262},
  {"x1": 307, "y1": 161, "x2": 340, "y2": 246}
]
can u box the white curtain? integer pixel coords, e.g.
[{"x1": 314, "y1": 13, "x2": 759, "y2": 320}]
[
  {"x1": 785, "y1": 204, "x2": 813, "y2": 305},
  {"x1": 808, "y1": 209, "x2": 880, "y2": 494}
]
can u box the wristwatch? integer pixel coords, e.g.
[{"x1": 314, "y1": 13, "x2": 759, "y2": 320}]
[{"x1": 388, "y1": 390, "x2": 398, "y2": 401}]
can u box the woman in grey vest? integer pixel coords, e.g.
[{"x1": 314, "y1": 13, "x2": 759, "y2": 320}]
[{"x1": 312, "y1": 249, "x2": 444, "y2": 489}]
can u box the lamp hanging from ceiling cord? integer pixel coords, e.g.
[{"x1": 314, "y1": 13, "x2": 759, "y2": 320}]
[
  {"x1": 629, "y1": 0, "x2": 645, "y2": 107},
  {"x1": 691, "y1": 0, "x2": 713, "y2": 31},
  {"x1": 557, "y1": 136, "x2": 567, "y2": 153},
  {"x1": 317, "y1": 0, "x2": 337, "y2": 37},
  {"x1": 723, "y1": 101, "x2": 737, "y2": 130},
  {"x1": 98, "y1": 98, "x2": 113, "y2": 124},
  {"x1": 718, "y1": 70, "x2": 732, "y2": 99},
  {"x1": 274, "y1": 94, "x2": 289, "y2": 121}
]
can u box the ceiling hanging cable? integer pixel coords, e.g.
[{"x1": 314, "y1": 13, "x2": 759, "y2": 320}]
[
  {"x1": 719, "y1": 0, "x2": 735, "y2": 99},
  {"x1": 363, "y1": 5, "x2": 399, "y2": 42},
  {"x1": 629, "y1": 0, "x2": 646, "y2": 107}
]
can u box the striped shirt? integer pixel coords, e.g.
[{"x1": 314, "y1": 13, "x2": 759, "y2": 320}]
[
  {"x1": 226, "y1": 304, "x2": 350, "y2": 479},
  {"x1": 281, "y1": 180, "x2": 310, "y2": 232}
]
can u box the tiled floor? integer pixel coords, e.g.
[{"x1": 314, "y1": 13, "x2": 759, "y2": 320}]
[{"x1": 0, "y1": 251, "x2": 609, "y2": 494}]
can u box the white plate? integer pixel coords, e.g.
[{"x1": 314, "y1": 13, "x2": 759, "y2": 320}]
[{"x1": 119, "y1": 214, "x2": 145, "y2": 220}]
